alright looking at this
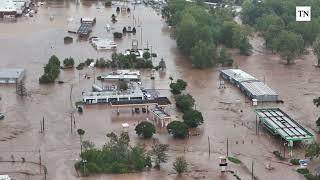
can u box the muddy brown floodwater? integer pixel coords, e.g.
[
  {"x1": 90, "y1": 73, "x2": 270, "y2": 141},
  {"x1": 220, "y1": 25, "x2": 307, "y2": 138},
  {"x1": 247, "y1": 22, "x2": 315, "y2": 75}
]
[{"x1": 0, "y1": 1, "x2": 319, "y2": 180}]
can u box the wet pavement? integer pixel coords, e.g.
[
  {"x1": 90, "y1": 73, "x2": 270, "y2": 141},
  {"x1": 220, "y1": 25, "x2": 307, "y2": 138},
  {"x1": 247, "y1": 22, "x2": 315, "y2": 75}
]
[{"x1": 0, "y1": 1, "x2": 319, "y2": 180}]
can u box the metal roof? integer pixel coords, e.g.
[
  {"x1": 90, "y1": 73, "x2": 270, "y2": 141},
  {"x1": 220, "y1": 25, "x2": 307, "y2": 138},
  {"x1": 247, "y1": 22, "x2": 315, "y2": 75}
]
[
  {"x1": 77, "y1": 23, "x2": 92, "y2": 35},
  {"x1": 241, "y1": 81, "x2": 277, "y2": 96},
  {"x1": 255, "y1": 108, "x2": 314, "y2": 142},
  {"x1": 220, "y1": 69, "x2": 257, "y2": 83},
  {"x1": 151, "y1": 107, "x2": 171, "y2": 119},
  {"x1": 0, "y1": 68, "x2": 24, "y2": 79}
]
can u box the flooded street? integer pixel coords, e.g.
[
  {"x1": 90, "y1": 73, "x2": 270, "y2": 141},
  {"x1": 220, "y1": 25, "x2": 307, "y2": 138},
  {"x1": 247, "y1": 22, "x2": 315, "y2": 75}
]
[{"x1": 0, "y1": 1, "x2": 319, "y2": 180}]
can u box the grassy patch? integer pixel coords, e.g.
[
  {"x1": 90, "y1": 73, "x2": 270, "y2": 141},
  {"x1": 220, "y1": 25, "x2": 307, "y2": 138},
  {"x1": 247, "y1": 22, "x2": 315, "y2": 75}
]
[
  {"x1": 228, "y1": 157, "x2": 242, "y2": 164},
  {"x1": 297, "y1": 168, "x2": 309, "y2": 175},
  {"x1": 290, "y1": 159, "x2": 300, "y2": 165}
]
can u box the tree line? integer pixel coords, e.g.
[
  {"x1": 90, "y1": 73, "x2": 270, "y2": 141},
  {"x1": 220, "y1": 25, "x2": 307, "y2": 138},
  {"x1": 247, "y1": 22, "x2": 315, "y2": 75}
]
[
  {"x1": 241, "y1": 0, "x2": 320, "y2": 64},
  {"x1": 162, "y1": 0, "x2": 251, "y2": 68}
]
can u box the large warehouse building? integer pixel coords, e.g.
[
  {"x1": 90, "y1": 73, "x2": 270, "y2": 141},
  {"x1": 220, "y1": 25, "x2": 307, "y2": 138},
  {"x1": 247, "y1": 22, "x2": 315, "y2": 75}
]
[{"x1": 220, "y1": 69, "x2": 278, "y2": 102}]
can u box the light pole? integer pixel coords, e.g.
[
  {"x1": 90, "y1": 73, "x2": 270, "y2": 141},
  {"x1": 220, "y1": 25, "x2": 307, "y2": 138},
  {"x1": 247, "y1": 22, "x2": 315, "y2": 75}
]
[{"x1": 82, "y1": 159, "x2": 87, "y2": 177}]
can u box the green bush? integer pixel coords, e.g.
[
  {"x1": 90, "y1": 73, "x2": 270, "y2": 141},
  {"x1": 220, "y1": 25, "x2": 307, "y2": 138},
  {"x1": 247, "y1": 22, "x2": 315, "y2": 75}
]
[
  {"x1": 76, "y1": 62, "x2": 86, "y2": 70},
  {"x1": 63, "y1": 57, "x2": 75, "y2": 68},
  {"x1": 290, "y1": 159, "x2": 300, "y2": 165},
  {"x1": 173, "y1": 156, "x2": 188, "y2": 175},
  {"x1": 228, "y1": 157, "x2": 242, "y2": 164},
  {"x1": 304, "y1": 173, "x2": 319, "y2": 180},
  {"x1": 296, "y1": 168, "x2": 309, "y2": 175}
]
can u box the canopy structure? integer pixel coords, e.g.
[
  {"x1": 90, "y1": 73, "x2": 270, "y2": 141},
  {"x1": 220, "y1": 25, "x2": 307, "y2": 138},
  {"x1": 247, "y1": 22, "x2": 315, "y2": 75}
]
[
  {"x1": 254, "y1": 108, "x2": 314, "y2": 144},
  {"x1": 150, "y1": 106, "x2": 171, "y2": 127}
]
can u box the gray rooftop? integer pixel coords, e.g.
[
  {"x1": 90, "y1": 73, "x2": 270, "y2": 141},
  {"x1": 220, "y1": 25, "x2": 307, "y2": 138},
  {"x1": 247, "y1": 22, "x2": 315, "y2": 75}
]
[
  {"x1": 241, "y1": 81, "x2": 278, "y2": 96},
  {"x1": 220, "y1": 69, "x2": 257, "y2": 83},
  {"x1": 0, "y1": 68, "x2": 25, "y2": 79}
]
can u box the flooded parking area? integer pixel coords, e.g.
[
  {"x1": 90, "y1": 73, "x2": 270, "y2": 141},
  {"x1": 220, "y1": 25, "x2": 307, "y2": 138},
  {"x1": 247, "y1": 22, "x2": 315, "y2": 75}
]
[{"x1": 0, "y1": 1, "x2": 319, "y2": 180}]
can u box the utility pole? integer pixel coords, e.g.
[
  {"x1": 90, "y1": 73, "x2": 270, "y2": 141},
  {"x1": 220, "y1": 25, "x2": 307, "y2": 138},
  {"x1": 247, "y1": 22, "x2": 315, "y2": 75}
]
[
  {"x1": 226, "y1": 137, "x2": 229, "y2": 157},
  {"x1": 251, "y1": 160, "x2": 254, "y2": 180},
  {"x1": 42, "y1": 117, "x2": 45, "y2": 134},
  {"x1": 39, "y1": 149, "x2": 42, "y2": 173},
  {"x1": 208, "y1": 136, "x2": 211, "y2": 157}
]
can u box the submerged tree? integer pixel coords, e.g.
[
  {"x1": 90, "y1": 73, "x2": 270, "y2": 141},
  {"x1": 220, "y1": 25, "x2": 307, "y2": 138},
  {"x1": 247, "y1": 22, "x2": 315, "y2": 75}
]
[
  {"x1": 313, "y1": 36, "x2": 320, "y2": 66},
  {"x1": 305, "y1": 142, "x2": 320, "y2": 159},
  {"x1": 151, "y1": 138, "x2": 169, "y2": 169},
  {"x1": 135, "y1": 121, "x2": 156, "y2": 138},
  {"x1": 173, "y1": 156, "x2": 188, "y2": 175},
  {"x1": 183, "y1": 109, "x2": 204, "y2": 128},
  {"x1": 167, "y1": 121, "x2": 189, "y2": 139},
  {"x1": 77, "y1": 129, "x2": 85, "y2": 154}
]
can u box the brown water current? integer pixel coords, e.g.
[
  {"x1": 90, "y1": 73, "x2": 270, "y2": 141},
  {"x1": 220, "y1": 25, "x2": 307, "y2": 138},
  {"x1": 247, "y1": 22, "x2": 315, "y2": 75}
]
[{"x1": 0, "y1": 1, "x2": 319, "y2": 180}]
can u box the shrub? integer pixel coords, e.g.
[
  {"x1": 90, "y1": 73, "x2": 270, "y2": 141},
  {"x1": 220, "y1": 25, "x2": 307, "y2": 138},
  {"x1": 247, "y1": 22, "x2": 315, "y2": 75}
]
[
  {"x1": 228, "y1": 157, "x2": 241, "y2": 164},
  {"x1": 290, "y1": 158, "x2": 300, "y2": 165},
  {"x1": 135, "y1": 121, "x2": 156, "y2": 138},
  {"x1": 167, "y1": 121, "x2": 189, "y2": 139},
  {"x1": 173, "y1": 156, "x2": 188, "y2": 175},
  {"x1": 63, "y1": 57, "x2": 75, "y2": 67},
  {"x1": 76, "y1": 62, "x2": 86, "y2": 70},
  {"x1": 85, "y1": 58, "x2": 94, "y2": 66},
  {"x1": 296, "y1": 168, "x2": 309, "y2": 175}
]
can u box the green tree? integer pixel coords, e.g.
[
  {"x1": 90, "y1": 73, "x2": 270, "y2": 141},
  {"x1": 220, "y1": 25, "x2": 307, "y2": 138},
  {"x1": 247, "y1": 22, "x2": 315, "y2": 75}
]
[
  {"x1": 135, "y1": 121, "x2": 156, "y2": 138},
  {"x1": 256, "y1": 14, "x2": 284, "y2": 32},
  {"x1": 175, "y1": 94, "x2": 195, "y2": 112},
  {"x1": 275, "y1": 30, "x2": 304, "y2": 64},
  {"x1": 82, "y1": 140, "x2": 95, "y2": 151},
  {"x1": 77, "y1": 129, "x2": 85, "y2": 154},
  {"x1": 151, "y1": 138, "x2": 169, "y2": 169},
  {"x1": 183, "y1": 109, "x2": 204, "y2": 128},
  {"x1": 191, "y1": 40, "x2": 217, "y2": 68},
  {"x1": 143, "y1": 51, "x2": 151, "y2": 60},
  {"x1": 167, "y1": 121, "x2": 189, "y2": 139},
  {"x1": 170, "y1": 79, "x2": 187, "y2": 94},
  {"x1": 313, "y1": 36, "x2": 320, "y2": 66},
  {"x1": 173, "y1": 156, "x2": 188, "y2": 175},
  {"x1": 305, "y1": 142, "x2": 320, "y2": 159},
  {"x1": 218, "y1": 47, "x2": 233, "y2": 66},
  {"x1": 49, "y1": 55, "x2": 60, "y2": 67}
]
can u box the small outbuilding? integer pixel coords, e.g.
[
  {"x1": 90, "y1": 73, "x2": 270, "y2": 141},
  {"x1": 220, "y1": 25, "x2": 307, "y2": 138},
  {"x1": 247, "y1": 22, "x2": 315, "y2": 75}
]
[{"x1": 0, "y1": 68, "x2": 25, "y2": 83}]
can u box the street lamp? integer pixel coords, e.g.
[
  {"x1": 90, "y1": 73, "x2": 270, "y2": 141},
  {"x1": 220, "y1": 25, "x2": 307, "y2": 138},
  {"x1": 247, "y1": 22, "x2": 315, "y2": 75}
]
[{"x1": 82, "y1": 159, "x2": 87, "y2": 177}]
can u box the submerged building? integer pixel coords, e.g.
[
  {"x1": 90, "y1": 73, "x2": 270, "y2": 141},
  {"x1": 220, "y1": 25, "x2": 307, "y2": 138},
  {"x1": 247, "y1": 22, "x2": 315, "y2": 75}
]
[{"x1": 220, "y1": 69, "x2": 278, "y2": 102}]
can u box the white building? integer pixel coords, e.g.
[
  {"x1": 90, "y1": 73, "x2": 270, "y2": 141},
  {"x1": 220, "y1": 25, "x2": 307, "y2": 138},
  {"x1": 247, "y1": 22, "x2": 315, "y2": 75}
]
[
  {"x1": 100, "y1": 70, "x2": 141, "y2": 81},
  {"x1": 83, "y1": 82, "x2": 145, "y2": 104},
  {"x1": 0, "y1": 68, "x2": 25, "y2": 83},
  {"x1": 0, "y1": 175, "x2": 11, "y2": 180}
]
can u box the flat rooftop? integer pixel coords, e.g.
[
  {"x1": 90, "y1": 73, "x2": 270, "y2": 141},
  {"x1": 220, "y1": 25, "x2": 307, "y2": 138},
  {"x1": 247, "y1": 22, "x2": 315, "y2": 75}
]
[
  {"x1": 110, "y1": 97, "x2": 171, "y2": 106},
  {"x1": 255, "y1": 108, "x2": 314, "y2": 142},
  {"x1": 0, "y1": 68, "x2": 24, "y2": 79}
]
